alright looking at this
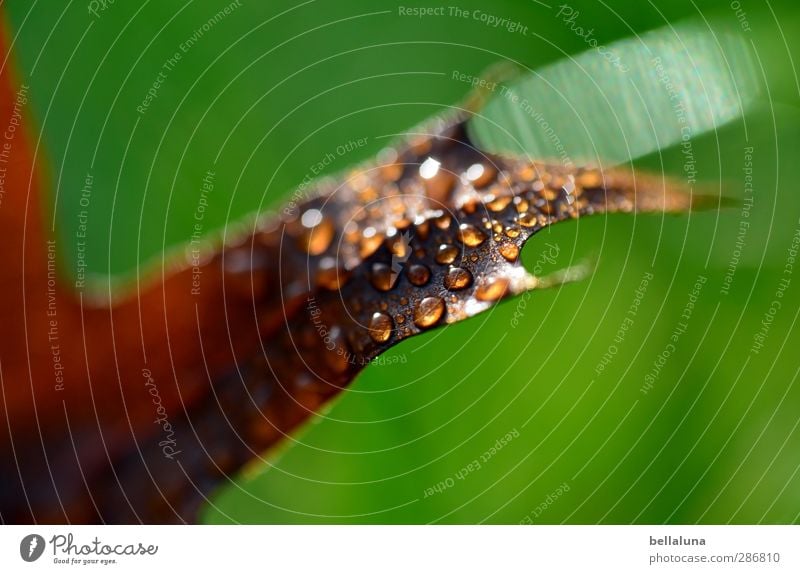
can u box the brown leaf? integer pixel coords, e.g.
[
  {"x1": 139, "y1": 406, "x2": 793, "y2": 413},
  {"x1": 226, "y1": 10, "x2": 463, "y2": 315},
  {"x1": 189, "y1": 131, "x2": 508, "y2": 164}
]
[{"x1": 4, "y1": 110, "x2": 710, "y2": 523}]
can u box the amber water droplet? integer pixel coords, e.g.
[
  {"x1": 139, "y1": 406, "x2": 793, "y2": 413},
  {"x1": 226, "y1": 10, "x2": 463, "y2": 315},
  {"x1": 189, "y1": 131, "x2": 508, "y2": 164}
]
[
  {"x1": 317, "y1": 257, "x2": 350, "y2": 290},
  {"x1": 518, "y1": 212, "x2": 537, "y2": 228},
  {"x1": 549, "y1": 175, "x2": 565, "y2": 190},
  {"x1": 414, "y1": 296, "x2": 445, "y2": 328},
  {"x1": 475, "y1": 277, "x2": 510, "y2": 301},
  {"x1": 415, "y1": 221, "x2": 430, "y2": 240},
  {"x1": 458, "y1": 223, "x2": 487, "y2": 247},
  {"x1": 388, "y1": 235, "x2": 409, "y2": 258},
  {"x1": 360, "y1": 231, "x2": 384, "y2": 258},
  {"x1": 377, "y1": 147, "x2": 401, "y2": 178},
  {"x1": 299, "y1": 214, "x2": 334, "y2": 255},
  {"x1": 517, "y1": 165, "x2": 536, "y2": 182},
  {"x1": 465, "y1": 163, "x2": 496, "y2": 188},
  {"x1": 368, "y1": 312, "x2": 393, "y2": 343},
  {"x1": 515, "y1": 198, "x2": 529, "y2": 213},
  {"x1": 578, "y1": 170, "x2": 602, "y2": 188},
  {"x1": 381, "y1": 163, "x2": 404, "y2": 182},
  {"x1": 504, "y1": 226, "x2": 520, "y2": 238},
  {"x1": 359, "y1": 185, "x2": 379, "y2": 202},
  {"x1": 370, "y1": 262, "x2": 396, "y2": 292},
  {"x1": 394, "y1": 217, "x2": 412, "y2": 231},
  {"x1": 542, "y1": 187, "x2": 559, "y2": 201},
  {"x1": 461, "y1": 199, "x2": 477, "y2": 214},
  {"x1": 407, "y1": 263, "x2": 431, "y2": 286},
  {"x1": 434, "y1": 213, "x2": 452, "y2": 229},
  {"x1": 486, "y1": 195, "x2": 512, "y2": 212},
  {"x1": 498, "y1": 243, "x2": 520, "y2": 262},
  {"x1": 395, "y1": 314, "x2": 406, "y2": 324},
  {"x1": 444, "y1": 267, "x2": 473, "y2": 290},
  {"x1": 435, "y1": 244, "x2": 459, "y2": 265},
  {"x1": 424, "y1": 171, "x2": 456, "y2": 203}
]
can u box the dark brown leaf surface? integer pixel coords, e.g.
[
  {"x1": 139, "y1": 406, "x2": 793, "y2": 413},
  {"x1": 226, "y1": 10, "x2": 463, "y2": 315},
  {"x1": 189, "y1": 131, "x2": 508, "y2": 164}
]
[{"x1": 2, "y1": 102, "x2": 705, "y2": 523}]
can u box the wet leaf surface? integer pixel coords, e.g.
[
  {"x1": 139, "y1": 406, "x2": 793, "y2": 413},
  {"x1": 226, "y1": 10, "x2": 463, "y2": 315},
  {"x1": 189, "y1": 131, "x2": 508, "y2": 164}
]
[{"x1": 40, "y1": 112, "x2": 705, "y2": 522}]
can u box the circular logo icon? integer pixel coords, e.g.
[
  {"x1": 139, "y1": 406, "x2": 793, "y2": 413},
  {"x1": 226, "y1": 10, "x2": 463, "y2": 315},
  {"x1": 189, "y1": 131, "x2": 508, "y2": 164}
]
[{"x1": 19, "y1": 534, "x2": 45, "y2": 562}]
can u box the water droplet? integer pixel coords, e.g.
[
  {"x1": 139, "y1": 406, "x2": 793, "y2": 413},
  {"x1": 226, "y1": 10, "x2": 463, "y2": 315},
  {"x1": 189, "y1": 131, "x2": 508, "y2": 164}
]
[
  {"x1": 578, "y1": 170, "x2": 602, "y2": 188},
  {"x1": 394, "y1": 217, "x2": 412, "y2": 231},
  {"x1": 360, "y1": 230, "x2": 384, "y2": 258},
  {"x1": 475, "y1": 277, "x2": 510, "y2": 301},
  {"x1": 317, "y1": 257, "x2": 349, "y2": 290},
  {"x1": 518, "y1": 212, "x2": 537, "y2": 228},
  {"x1": 542, "y1": 187, "x2": 559, "y2": 201},
  {"x1": 301, "y1": 208, "x2": 323, "y2": 228},
  {"x1": 465, "y1": 163, "x2": 496, "y2": 188},
  {"x1": 498, "y1": 244, "x2": 519, "y2": 262},
  {"x1": 435, "y1": 243, "x2": 459, "y2": 265},
  {"x1": 465, "y1": 163, "x2": 484, "y2": 181},
  {"x1": 458, "y1": 223, "x2": 487, "y2": 247},
  {"x1": 419, "y1": 157, "x2": 441, "y2": 179},
  {"x1": 486, "y1": 195, "x2": 512, "y2": 212},
  {"x1": 504, "y1": 226, "x2": 520, "y2": 238},
  {"x1": 414, "y1": 296, "x2": 445, "y2": 328},
  {"x1": 368, "y1": 312, "x2": 393, "y2": 343},
  {"x1": 395, "y1": 314, "x2": 406, "y2": 324},
  {"x1": 461, "y1": 199, "x2": 477, "y2": 214},
  {"x1": 378, "y1": 147, "x2": 403, "y2": 181},
  {"x1": 415, "y1": 220, "x2": 430, "y2": 240},
  {"x1": 370, "y1": 262, "x2": 396, "y2": 291},
  {"x1": 549, "y1": 175, "x2": 565, "y2": 190},
  {"x1": 424, "y1": 170, "x2": 456, "y2": 203},
  {"x1": 407, "y1": 263, "x2": 431, "y2": 286},
  {"x1": 516, "y1": 165, "x2": 536, "y2": 181},
  {"x1": 359, "y1": 185, "x2": 379, "y2": 203},
  {"x1": 540, "y1": 202, "x2": 555, "y2": 215},
  {"x1": 388, "y1": 235, "x2": 410, "y2": 259},
  {"x1": 299, "y1": 213, "x2": 334, "y2": 255},
  {"x1": 434, "y1": 213, "x2": 451, "y2": 229},
  {"x1": 444, "y1": 267, "x2": 473, "y2": 290}
]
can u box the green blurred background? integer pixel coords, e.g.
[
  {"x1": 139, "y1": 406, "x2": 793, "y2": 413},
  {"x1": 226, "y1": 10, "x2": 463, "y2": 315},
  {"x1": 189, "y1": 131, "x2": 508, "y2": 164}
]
[{"x1": 7, "y1": 0, "x2": 800, "y2": 523}]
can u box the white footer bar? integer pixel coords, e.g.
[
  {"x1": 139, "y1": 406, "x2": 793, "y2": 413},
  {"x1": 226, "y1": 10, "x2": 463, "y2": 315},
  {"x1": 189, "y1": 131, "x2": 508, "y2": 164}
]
[{"x1": 1, "y1": 525, "x2": 797, "y2": 572}]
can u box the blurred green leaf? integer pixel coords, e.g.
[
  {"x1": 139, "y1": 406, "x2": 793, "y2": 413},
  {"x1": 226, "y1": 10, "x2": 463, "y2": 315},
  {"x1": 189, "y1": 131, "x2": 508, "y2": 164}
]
[{"x1": 469, "y1": 21, "x2": 760, "y2": 166}]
